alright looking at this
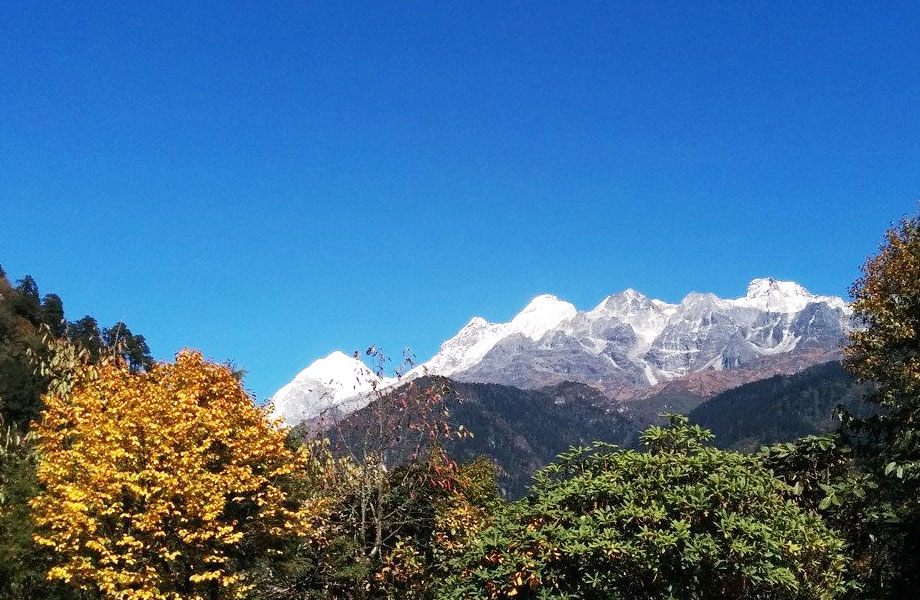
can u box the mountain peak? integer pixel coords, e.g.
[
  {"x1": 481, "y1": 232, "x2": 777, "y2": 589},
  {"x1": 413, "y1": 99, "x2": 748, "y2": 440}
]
[
  {"x1": 302, "y1": 350, "x2": 370, "y2": 381},
  {"x1": 510, "y1": 294, "x2": 577, "y2": 340},
  {"x1": 681, "y1": 291, "x2": 720, "y2": 305},
  {"x1": 270, "y1": 350, "x2": 392, "y2": 426},
  {"x1": 459, "y1": 316, "x2": 490, "y2": 331},
  {"x1": 521, "y1": 293, "x2": 568, "y2": 310},
  {"x1": 319, "y1": 349, "x2": 355, "y2": 363},
  {"x1": 734, "y1": 278, "x2": 833, "y2": 313},
  {"x1": 612, "y1": 288, "x2": 651, "y2": 304},
  {"x1": 745, "y1": 278, "x2": 811, "y2": 300},
  {"x1": 591, "y1": 288, "x2": 650, "y2": 314}
]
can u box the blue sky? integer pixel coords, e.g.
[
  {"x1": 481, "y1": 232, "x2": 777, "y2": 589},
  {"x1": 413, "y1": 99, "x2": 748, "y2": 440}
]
[{"x1": 1, "y1": 2, "x2": 917, "y2": 400}]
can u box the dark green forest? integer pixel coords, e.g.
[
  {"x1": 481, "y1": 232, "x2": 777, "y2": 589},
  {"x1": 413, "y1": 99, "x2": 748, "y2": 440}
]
[
  {"x1": 688, "y1": 361, "x2": 876, "y2": 451},
  {"x1": 0, "y1": 265, "x2": 152, "y2": 432}
]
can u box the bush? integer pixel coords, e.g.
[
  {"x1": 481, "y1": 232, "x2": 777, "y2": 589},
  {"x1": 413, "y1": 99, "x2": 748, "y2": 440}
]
[{"x1": 440, "y1": 416, "x2": 847, "y2": 600}]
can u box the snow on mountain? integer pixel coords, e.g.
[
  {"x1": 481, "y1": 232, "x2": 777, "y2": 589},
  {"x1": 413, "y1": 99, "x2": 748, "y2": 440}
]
[
  {"x1": 270, "y1": 351, "x2": 396, "y2": 426},
  {"x1": 421, "y1": 278, "x2": 850, "y2": 390},
  {"x1": 414, "y1": 294, "x2": 576, "y2": 377},
  {"x1": 587, "y1": 289, "x2": 676, "y2": 348},
  {"x1": 508, "y1": 294, "x2": 578, "y2": 340},
  {"x1": 730, "y1": 278, "x2": 848, "y2": 313},
  {"x1": 272, "y1": 279, "x2": 851, "y2": 425}
]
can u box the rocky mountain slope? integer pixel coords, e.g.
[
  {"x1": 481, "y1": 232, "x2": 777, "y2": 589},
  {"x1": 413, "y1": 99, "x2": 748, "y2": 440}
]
[
  {"x1": 272, "y1": 278, "x2": 851, "y2": 426},
  {"x1": 420, "y1": 278, "x2": 849, "y2": 395}
]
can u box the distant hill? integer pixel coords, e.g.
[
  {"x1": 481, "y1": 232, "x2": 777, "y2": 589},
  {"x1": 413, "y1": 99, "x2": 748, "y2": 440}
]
[
  {"x1": 687, "y1": 361, "x2": 875, "y2": 451},
  {"x1": 442, "y1": 380, "x2": 633, "y2": 498},
  {"x1": 304, "y1": 378, "x2": 633, "y2": 499},
  {"x1": 311, "y1": 361, "x2": 874, "y2": 498},
  {"x1": 617, "y1": 387, "x2": 706, "y2": 442}
]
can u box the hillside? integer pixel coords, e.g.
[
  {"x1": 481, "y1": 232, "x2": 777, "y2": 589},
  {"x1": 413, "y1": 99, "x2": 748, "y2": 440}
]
[
  {"x1": 312, "y1": 361, "x2": 874, "y2": 498},
  {"x1": 442, "y1": 380, "x2": 634, "y2": 497},
  {"x1": 688, "y1": 361, "x2": 876, "y2": 451},
  {"x1": 306, "y1": 378, "x2": 633, "y2": 499}
]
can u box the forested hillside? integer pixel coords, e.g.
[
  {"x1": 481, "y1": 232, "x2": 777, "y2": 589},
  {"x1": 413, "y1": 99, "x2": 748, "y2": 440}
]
[
  {"x1": 316, "y1": 364, "x2": 874, "y2": 500},
  {"x1": 438, "y1": 380, "x2": 633, "y2": 498},
  {"x1": 689, "y1": 361, "x2": 876, "y2": 451}
]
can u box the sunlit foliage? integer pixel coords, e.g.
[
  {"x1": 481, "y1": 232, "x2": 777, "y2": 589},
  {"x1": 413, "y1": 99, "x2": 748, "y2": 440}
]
[
  {"x1": 31, "y1": 350, "x2": 327, "y2": 600},
  {"x1": 441, "y1": 416, "x2": 847, "y2": 600},
  {"x1": 846, "y1": 210, "x2": 920, "y2": 444},
  {"x1": 840, "y1": 209, "x2": 920, "y2": 596}
]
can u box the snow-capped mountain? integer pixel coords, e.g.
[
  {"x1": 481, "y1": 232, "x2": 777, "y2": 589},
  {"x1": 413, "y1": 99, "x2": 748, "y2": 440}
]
[
  {"x1": 415, "y1": 278, "x2": 850, "y2": 391},
  {"x1": 418, "y1": 294, "x2": 577, "y2": 376},
  {"x1": 731, "y1": 278, "x2": 846, "y2": 313},
  {"x1": 272, "y1": 278, "x2": 851, "y2": 426},
  {"x1": 270, "y1": 351, "x2": 396, "y2": 425}
]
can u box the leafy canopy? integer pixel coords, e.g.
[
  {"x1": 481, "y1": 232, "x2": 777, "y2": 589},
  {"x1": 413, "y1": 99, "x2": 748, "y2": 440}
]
[
  {"x1": 441, "y1": 415, "x2": 846, "y2": 600},
  {"x1": 839, "y1": 209, "x2": 920, "y2": 596},
  {"x1": 31, "y1": 350, "x2": 327, "y2": 600}
]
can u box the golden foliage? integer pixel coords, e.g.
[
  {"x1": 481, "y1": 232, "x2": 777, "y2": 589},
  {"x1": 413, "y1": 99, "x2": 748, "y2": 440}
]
[
  {"x1": 31, "y1": 350, "x2": 326, "y2": 600},
  {"x1": 846, "y1": 213, "x2": 920, "y2": 402},
  {"x1": 431, "y1": 500, "x2": 490, "y2": 559}
]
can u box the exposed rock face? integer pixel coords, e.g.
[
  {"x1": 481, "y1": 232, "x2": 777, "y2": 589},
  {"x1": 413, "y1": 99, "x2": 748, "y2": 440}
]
[
  {"x1": 423, "y1": 278, "x2": 850, "y2": 395},
  {"x1": 273, "y1": 278, "x2": 852, "y2": 426}
]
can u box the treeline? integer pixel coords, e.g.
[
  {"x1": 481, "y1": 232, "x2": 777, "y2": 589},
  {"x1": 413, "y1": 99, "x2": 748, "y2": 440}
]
[
  {"x1": 0, "y1": 265, "x2": 152, "y2": 432},
  {"x1": 3, "y1": 210, "x2": 920, "y2": 599}
]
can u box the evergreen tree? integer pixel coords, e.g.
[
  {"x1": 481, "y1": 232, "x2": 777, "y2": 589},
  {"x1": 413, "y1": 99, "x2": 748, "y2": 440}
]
[
  {"x1": 0, "y1": 273, "x2": 48, "y2": 430},
  {"x1": 102, "y1": 322, "x2": 153, "y2": 372},
  {"x1": 12, "y1": 276, "x2": 40, "y2": 325},
  {"x1": 40, "y1": 294, "x2": 66, "y2": 337},
  {"x1": 67, "y1": 315, "x2": 103, "y2": 362}
]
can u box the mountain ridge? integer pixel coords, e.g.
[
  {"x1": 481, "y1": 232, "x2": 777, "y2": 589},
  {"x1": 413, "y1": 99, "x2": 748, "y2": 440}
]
[
  {"x1": 272, "y1": 278, "x2": 851, "y2": 426},
  {"x1": 306, "y1": 360, "x2": 868, "y2": 499}
]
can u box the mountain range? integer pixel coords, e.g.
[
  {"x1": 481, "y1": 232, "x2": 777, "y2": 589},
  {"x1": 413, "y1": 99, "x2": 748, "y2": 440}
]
[
  {"x1": 304, "y1": 364, "x2": 873, "y2": 499},
  {"x1": 272, "y1": 278, "x2": 852, "y2": 426}
]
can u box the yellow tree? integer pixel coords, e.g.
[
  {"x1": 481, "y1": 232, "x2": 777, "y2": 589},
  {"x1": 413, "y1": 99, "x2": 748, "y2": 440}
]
[{"x1": 31, "y1": 350, "x2": 327, "y2": 600}]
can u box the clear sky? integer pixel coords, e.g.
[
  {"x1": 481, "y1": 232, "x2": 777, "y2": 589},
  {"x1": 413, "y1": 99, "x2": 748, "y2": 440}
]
[{"x1": 1, "y1": 2, "x2": 917, "y2": 400}]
